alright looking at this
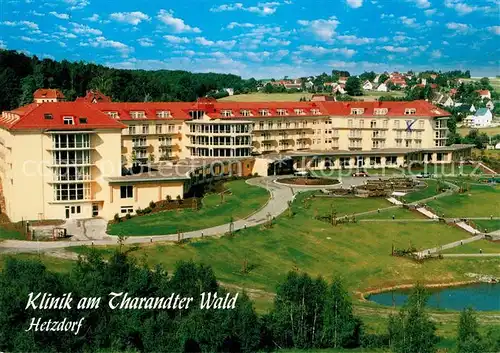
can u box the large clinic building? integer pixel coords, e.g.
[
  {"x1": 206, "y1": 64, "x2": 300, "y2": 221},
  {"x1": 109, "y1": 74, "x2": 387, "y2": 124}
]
[{"x1": 0, "y1": 89, "x2": 472, "y2": 221}]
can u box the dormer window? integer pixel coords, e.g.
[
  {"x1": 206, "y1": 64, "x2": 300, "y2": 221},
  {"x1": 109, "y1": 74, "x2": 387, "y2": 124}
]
[
  {"x1": 156, "y1": 110, "x2": 171, "y2": 118},
  {"x1": 294, "y1": 109, "x2": 305, "y2": 115},
  {"x1": 311, "y1": 109, "x2": 321, "y2": 115},
  {"x1": 79, "y1": 117, "x2": 88, "y2": 124},
  {"x1": 130, "y1": 111, "x2": 146, "y2": 119},
  {"x1": 240, "y1": 109, "x2": 251, "y2": 117},
  {"x1": 277, "y1": 109, "x2": 288, "y2": 116},
  {"x1": 107, "y1": 111, "x2": 119, "y2": 119},
  {"x1": 351, "y1": 108, "x2": 365, "y2": 115},
  {"x1": 405, "y1": 108, "x2": 416, "y2": 115},
  {"x1": 259, "y1": 109, "x2": 269, "y2": 116},
  {"x1": 374, "y1": 108, "x2": 388, "y2": 115},
  {"x1": 44, "y1": 113, "x2": 53, "y2": 120},
  {"x1": 189, "y1": 110, "x2": 204, "y2": 120},
  {"x1": 63, "y1": 116, "x2": 74, "y2": 125},
  {"x1": 221, "y1": 110, "x2": 233, "y2": 117}
]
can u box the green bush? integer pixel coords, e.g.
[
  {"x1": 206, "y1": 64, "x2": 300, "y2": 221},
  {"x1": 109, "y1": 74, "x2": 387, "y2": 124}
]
[
  {"x1": 125, "y1": 213, "x2": 132, "y2": 220},
  {"x1": 113, "y1": 213, "x2": 121, "y2": 223},
  {"x1": 149, "y1": 201, "x2": 156, "y2": 209},
  {"x1": 136, "y1": 208, "x2": 143, "y2": 215}
]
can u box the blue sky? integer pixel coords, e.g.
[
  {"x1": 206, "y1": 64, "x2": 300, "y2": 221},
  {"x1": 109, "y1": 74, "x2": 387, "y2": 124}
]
[{"x1": 0, "y1": 0, "x2": 499, "y2": 78}]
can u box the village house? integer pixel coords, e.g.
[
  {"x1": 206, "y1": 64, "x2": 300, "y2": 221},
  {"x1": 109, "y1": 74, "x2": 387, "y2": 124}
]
[
  {"x1": 362, "y1": 81, "x2": 374, "y2": 91},
  {"x1": 376, "y1": 83, "x2": 389, "y2": 92},
  {"x1": 464, "y1": 108, "x2": 493, "y2": 128},
  {"x1": 476, "y1": 90, "x2": 492, "y2": 100}
]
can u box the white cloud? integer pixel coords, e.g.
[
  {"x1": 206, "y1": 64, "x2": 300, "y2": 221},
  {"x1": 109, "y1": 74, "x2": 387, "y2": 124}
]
[
  {"x1": 164, "y1": 35, "x2": 191, "y2": 43},
  {"x1": 50, "y1": 12, "x2": 70, "y2": 20},
  {"x1": 138, "y1": 37, "x2": 154, "y2": 47},
  {"x1": 346, "y1": 0, "x2": 363, "y2": 8},
  {"x1": 0, "y1": 40, "x2": 6, "y2": 49},
  {"x1": 210, "y1": 1, "x2": 289, "y2": 16},
  {"x1": 487, "y1": 26, "x2": 500, "y2": 35},
  {"x1": 1, "y1": 21, "x2": 39, "y2": 30},
  {"x1": 297, "y1": 17, "x2": 340, "y2": 41},
  {"x1": 446, "y1": 22, "x2": 472, "y2": 34},
  {"x1": 226, "y1": 22, "x2": 255, "y2": 29},
  {"x1": 298, "y1": 45, "x2": 357, "y2": 57},
  {"x1": 84, "y1": 14, "x2": 100, "y2": 22},
  {"x1": 407, "y1": 0, "x2": 431, "y2": 8},
  {"x1": 63, "y1": 0, "x2": 89, "y2": 10},
  {"x1": 431, "y1": 49, "x2": 442, "y2": 58},
  {"x1": 424, "y1": 9, "x2": 437, "y2": 15},
  {"x1": 400, "y1": 16, "x2": 419, "y2": 28},
  {"x1": 157, "y1": 9, "x2": 201, "y2": 33},
  {"x1": 30, "y1": 10, "x2": 45, "y2": 17},
  {"x1": 70, "y1": 22, "x2": 103, "y2": 35},
  {"x1": 80, "y1": 36, "x2": 133, "y2": 56},
  {"x1": 110, "y1": 12, "x2": 150, "y2": 25},
  {"x1": 379, "y1": 45, "x2": 409, "y2": 53},
  {"x1": 380, "y1": 13, "x2": 395, "y2": 19},
  {"x1": 264, "y1": 37, "x2": 291, "y2": 46},
  {"x1": 444, "y1": 0, "x2": 497, "y2": 15},
  {"x1": 195, "y1": 36, "x2": 236, "y2": 49},
  {"x1": 337, "y1": 34, "x2": 376, "y2": 45}
]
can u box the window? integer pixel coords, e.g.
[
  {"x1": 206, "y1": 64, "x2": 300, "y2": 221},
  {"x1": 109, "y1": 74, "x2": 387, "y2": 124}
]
[
  {"x1": 418, "y1": 120, "x2": 425, "y2": 129},
  {"x1": 63, "y1": 116, "x2": 74, "y2": 125},
  {"x1": 44, "y1": 113, "x2": 53, "y2": 120},
  {"x1": 240, "y1": 110, "x2": 251, "y2": 117},
  {"x1": 54, "y1": 183, "x2": 89, "y2": 201},
  {"x1": 277, "y1": 109, "x2": 287, "y2": 116},
  {"x1": 348, "y1": 119, "x2": 353, "y2": 128},
  {"x1": 121, "y1": 206, "x2": 134, "y2": 214},
  {"x1": 79, "y1": 117, "x2": 87, "y2": 124},
  {"x1": 311, "y1": 109, "x2": 321, "y2": 115},
  {"x1": 132, "y1": 137, "x2": 146, "y2": 147},
  {"x1": 383, "y1": 120, "x2": 388, "y2": 128},
  {"x1": 120, "y1": 185, "x2": 133, "y2": 199},
  {"x1": 156, "y1": 124, "x2": 162, "y2": 134},
  {"x1": 405, "y1": 108, "x2": 416, "y2": 115},
  {"x1": 128, "y1": 125, "x2": 136, "y2": 135},
  {"x1": 221, "y1": 110, "x2": 233, "y2": 117},
  {"x1": 130, "y1": 111, "x2": 145, "y2": 119},
  {"x1": 142, "y1": 124, "x2": 149, "y2": 134},
  {"x1": 259, "y1": 109, "x2": 269, "y2": 116},
  {"x1": 156, "y1": 110, "x2": 171, "y2": 118},
  {"x1": 374, "y1": 108, "x2": 388, "y2": 115},
  {"x1": 394, "y1": 120, "x2": 400, "y2": 128},
  {"x1": 370, "y1": 120, "x2": 377, "y2": 128},
  {"x1": 107, "y1": 111, "x2": 119, "y2": 119},
  {"x1": 359, "y1": 120, "x2": 364, "y2": 128},
  {"x1": 351, "y1": 108, "x2": 365, "y2": 115},
  {"x1": 294, "y1": 108, "x2": 305, "y2": 115}
]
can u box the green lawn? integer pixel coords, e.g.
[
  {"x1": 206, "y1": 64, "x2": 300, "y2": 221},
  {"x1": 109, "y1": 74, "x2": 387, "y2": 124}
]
[
  {"x1": 401, "y1": 180, "x2": 441, "y2": 203},
  {"x1": 306, "y1": 195, "x2": 393, "y2": 216},
  {"x1": 107, "y1": 180, "x2": 269, "y2": 236},
  {"x1": 358, "y1": 208, "x2": 426, "y2": 220},
  {"x1": 426, "y1": 185, "x2": 500, "y2": 218},
  {"x1": 77, "y1": 192, "x2": 492, "y2": 304},
  {"x1": 0, "y1": 253, "x2": 75, "y2": 272},
  {"x1": 0, "y1": 224, "x2": 26, "y2": 240},
  {"x1": 459, "y1": 126, "x2": 500, "y2": 137},
  {"x1": 473, "y1": 219, "x2": 500, "y2": 233}
]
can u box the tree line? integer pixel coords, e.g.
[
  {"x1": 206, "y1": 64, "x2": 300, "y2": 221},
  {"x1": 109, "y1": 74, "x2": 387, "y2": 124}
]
[
  {"x1": 0, "y1": 49, "x2": 259, "y2": 112},
  {"x1": 0, "y1": 252, "x2": 498, "y2": 352}
]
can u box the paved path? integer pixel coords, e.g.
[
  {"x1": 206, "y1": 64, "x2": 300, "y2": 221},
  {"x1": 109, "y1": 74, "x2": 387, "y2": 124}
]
[
  {"x1": 0, "y1": 176, "x2": 377, "y2": 253},
  {"x1": 442, "y1": 253, "x2": 500, "y2": 258},
  {"x1": 415, "y1": 234, "x2": 486, "y2": 258}
]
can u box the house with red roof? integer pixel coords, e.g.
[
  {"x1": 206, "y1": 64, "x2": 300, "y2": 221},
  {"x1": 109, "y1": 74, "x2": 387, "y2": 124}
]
[
  {"x1": 476, "y1": 90, "x2": 491, "y2": 100},
  {"x1": 33, "y1": 89, "x2": 65, "y2": 103}
]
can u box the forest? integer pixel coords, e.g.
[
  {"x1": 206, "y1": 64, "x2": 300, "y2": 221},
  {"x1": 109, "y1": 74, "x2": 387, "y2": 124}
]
[
  {"x1": 0, "y1": 49, "x2": 259, "y2": 112},
  {"x1": 0, "y1": 251, "x2": 498, "y2": 353}
]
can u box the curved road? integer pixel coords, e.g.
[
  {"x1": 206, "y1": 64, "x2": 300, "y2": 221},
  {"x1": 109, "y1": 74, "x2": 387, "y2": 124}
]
[{"x1": 0, "y1": 176, "x2": 376, "y2": 253}]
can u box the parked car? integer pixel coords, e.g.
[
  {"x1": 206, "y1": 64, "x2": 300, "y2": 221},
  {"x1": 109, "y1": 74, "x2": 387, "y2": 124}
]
[
  {"x1": 415, "y1": 173, "x2": 433, "y2": 179},
  {"x1": 352, "y1": 171, "x2": 369, "y2": 177}
]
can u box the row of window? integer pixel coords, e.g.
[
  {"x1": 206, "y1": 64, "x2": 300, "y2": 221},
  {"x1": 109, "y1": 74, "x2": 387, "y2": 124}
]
[
  {"x1": 188, "y1": 124, "x2": 251, "y2": 134},
  {"x1": 54, "y1": 183, "x2": 91, "y2": 201},
  {"x1": 128, "y1": 124, "x2": 179, "y2": 135},
  {"x1": 52, "y1": 134, "x2": 91, "y2": 149}
]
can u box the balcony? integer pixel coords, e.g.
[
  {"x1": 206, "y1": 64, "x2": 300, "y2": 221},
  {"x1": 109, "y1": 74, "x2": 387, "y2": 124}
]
[
  {"x1": 348, "y1": 136, "x2": 363, "y2": 140},
  {"x1": 50, "y1": 159, "x2": 92, "y2": 167},
  {"x1": 132, "y1": 144, "x2": 148, "y2": 149}
]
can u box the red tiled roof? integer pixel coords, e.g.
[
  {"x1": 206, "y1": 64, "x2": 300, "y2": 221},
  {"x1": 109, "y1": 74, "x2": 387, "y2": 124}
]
[
  {"x1": 33, "y1": 89, "x2": 65, "y2": 99},
  {"x1": 0, "y1": 102, "x2": 126, "y2": 130},
  {"x1": 476, "y1": 90, "x2": 490, "y2": 95},
  {"x1": 75, "y1": 90, "x2": 112, "y2": 103}
]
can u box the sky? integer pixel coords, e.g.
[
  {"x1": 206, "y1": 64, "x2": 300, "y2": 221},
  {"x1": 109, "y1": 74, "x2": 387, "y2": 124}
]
[{"x1": 0, "y1": 0, "x2": 499, "y2": 79}]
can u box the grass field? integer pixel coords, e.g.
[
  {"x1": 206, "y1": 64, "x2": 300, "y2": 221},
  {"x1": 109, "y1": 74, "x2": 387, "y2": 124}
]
[
  {"x1": 218, "y1": 91, "x2": 405, "y2": 103},
  {"x1": 426, "y1": 184, "x2": 500, "y2": 218},
  {"x1": 76, "y1": 192, "x2": 497, "y2": 310},
  {"x1": 358, "y1": 208, "x2": 426, "y2": 220},
  {"x1": 473, "y1": 219, "x2": 500, "y2": 233},
  {"x1": 440, "y1": 239, "x2": 500, "y2": 254},
  {"x1": 107, "y1": 180, "x2": 269, "y2": 236},
  {"x1": 0, "y1": 225, "x2": 25, "y2": 240},
  {"x1": 401, "y1": 180, "x2": 440, "y2": 203},
  {"x1": 0, "y1": 253, "x2": 75, "y2": 272},
  {"x1": 458, "y1": 126, "x2": 500, "y2": 136},
  {"x1": 306, "y1": 195, "x2": 393, "y2": 216}
]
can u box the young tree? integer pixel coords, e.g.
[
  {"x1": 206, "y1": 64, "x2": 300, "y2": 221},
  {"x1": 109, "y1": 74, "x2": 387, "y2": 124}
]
[
  {"x1": 321, "y1": 277, "x2": 360, "y2": 348},
  {"x1": 345, "y1": 77, "x2": 363, "y2": 96},
  {"x1": 388, "y1": 284, "x2": 438, "y2": 353},
  {"x1": 457, "y1": 308, "x2": 483, "y2": 353}
]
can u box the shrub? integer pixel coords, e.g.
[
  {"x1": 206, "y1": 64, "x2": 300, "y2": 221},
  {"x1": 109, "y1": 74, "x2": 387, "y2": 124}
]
[
  {"x1": 125, "y1": 213, "x2": 132, "y2": 220},
  {"x1": 176, "y1": 195, "x2": 182, "y2": 204},
  {"x1": 114, "y1": 213, "x2": 121, "y2": 223},
  {"x1": 136, "y1": 208, "x2": 143, "y2": 215},
  {"x1": 149, "y1": 201, "x2": 156, "y2": 209},
  {"x1": 143, "y1": 207, "x2": 152, "y2": 214},
  {"x1": 166, "y1": 195, "x2": 172, "y2": 202}
]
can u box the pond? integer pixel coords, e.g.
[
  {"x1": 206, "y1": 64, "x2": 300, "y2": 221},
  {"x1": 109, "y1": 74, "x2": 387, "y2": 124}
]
[{"x1": 368, "y1": 283, "x2": 500, "y2": 311}]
